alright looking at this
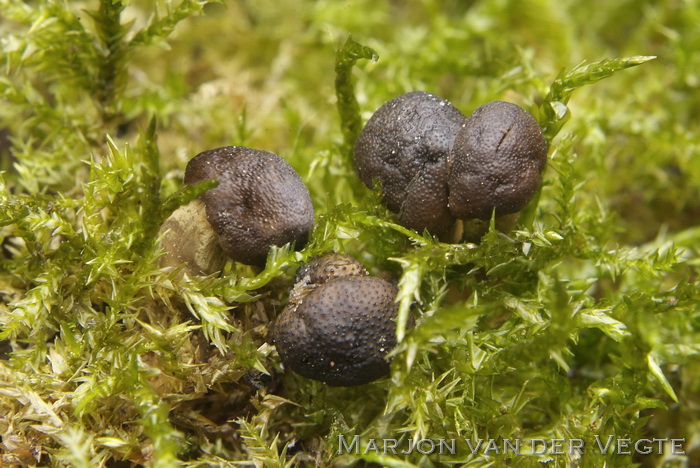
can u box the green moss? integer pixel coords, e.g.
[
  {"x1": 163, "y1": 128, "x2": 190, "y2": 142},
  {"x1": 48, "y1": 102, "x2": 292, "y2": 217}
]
[{"x1": 1, "y1": 1, "x2": 699, "y2": 467}]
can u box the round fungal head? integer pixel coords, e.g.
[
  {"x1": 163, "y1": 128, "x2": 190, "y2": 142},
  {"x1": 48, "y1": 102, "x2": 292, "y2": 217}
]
[
  {"x1": 184, "y1": 146, "x2": 314, "y2": 266},
  {"x1": 274, "y1": 275, "x2": 400, "y2": 386},
  {"x1": 354, "y1": 91, "x2": 466, "y2": 236},
  {"x1": 447, "y1": 101, "x2": 548, "y2": 220}
]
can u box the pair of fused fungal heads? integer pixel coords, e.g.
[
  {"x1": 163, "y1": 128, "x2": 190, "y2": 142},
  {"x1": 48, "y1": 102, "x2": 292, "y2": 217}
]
[
  {"x1": 160, "y1": 146, "x2": 315, "y2": 275},
  {"x1": 273, "y1": 253, "x2": 404, "y2": 387},
  {"x1": 354, "y1": 91, "x2": 548, "y2": 241}
]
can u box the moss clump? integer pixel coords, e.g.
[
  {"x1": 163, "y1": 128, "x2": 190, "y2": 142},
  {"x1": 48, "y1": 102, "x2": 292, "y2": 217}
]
[{"x1": 1, "y1": 1, "x2": 699, "y2": 467}]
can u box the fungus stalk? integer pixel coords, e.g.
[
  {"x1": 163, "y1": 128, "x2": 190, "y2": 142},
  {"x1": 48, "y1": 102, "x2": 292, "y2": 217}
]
[{"x1": 159, "y1": 199, "x2": 226, "y2": 276}]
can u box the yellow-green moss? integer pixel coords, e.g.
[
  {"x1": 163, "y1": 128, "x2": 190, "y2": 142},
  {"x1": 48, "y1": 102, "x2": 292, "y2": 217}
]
[{"x1": 1, "y1": 1, "x2": 698, "y2": 466}]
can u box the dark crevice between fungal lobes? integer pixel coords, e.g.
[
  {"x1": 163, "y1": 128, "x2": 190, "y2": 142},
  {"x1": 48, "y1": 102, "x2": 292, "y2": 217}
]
[{"x1": 0, "y1": 340, "x2": 11, "y2": 360}]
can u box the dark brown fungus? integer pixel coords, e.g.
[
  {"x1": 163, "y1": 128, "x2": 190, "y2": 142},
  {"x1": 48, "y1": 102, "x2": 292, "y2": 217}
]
[
  {"x1": 354, "y1": 91, "x2": 465, "y2": 237},
  {"x1": 274, "y1": 254, "x2": 405, "y2": 387},
  {"x1": 355, "y1": 93, "x2": 547, "y2": 242},
  {"x1": 447, "y1": 101, "x2": 548, "y2": 221},
  {"x1": 160, "y1": 146, "x2": 314, "y2": 274}
]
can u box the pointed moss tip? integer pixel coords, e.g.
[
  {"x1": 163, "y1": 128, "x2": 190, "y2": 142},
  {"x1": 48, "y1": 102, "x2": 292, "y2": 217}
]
[{"x1": 630, "y1": 55, "x2": 658, "y2": 63}]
